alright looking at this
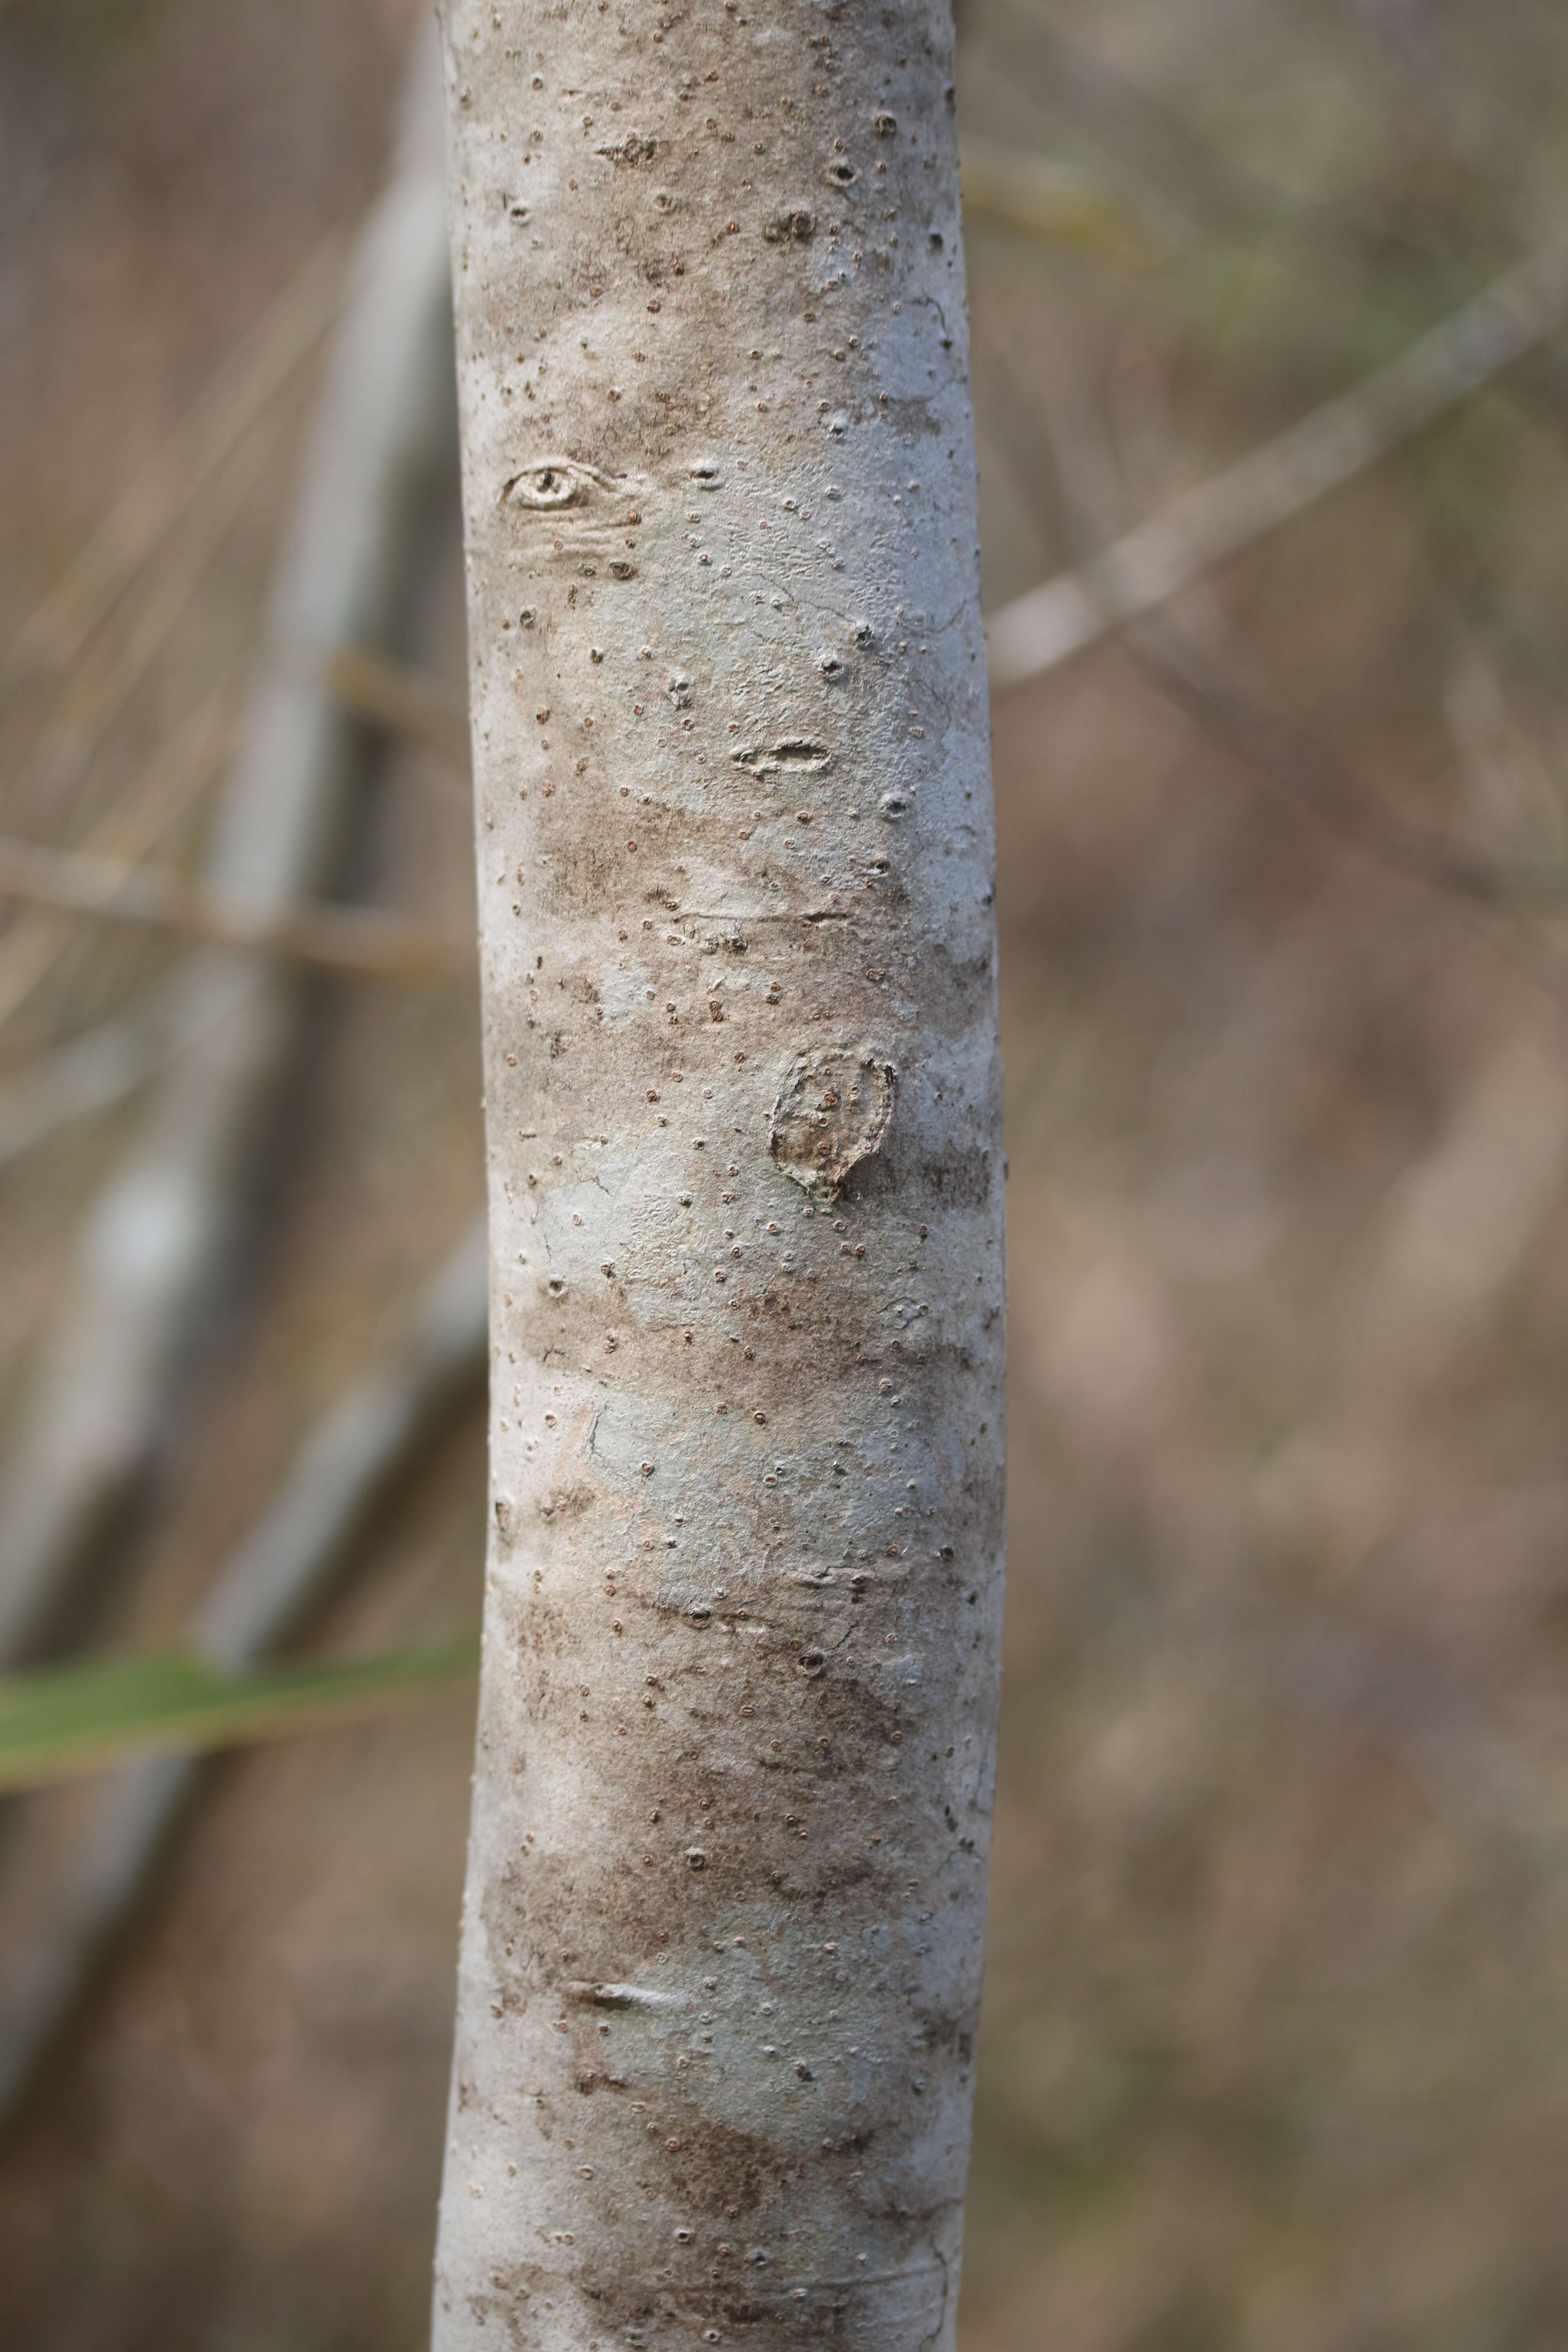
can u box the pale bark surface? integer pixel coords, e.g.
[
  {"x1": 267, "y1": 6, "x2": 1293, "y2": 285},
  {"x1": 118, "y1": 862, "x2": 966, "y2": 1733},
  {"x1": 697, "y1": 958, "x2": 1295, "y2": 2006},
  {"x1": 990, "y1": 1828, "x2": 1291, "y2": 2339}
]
[{"x1": 434, "y1": 3, "x2": 1004, "y2": 2343}]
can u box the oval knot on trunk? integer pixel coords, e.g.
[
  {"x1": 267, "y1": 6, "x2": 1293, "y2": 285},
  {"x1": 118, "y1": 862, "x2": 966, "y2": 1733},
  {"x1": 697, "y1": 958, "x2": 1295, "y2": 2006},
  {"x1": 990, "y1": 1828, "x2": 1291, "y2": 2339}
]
[{"x1": 769, "y1": 1045, "x2": 895, "y2": 1199}]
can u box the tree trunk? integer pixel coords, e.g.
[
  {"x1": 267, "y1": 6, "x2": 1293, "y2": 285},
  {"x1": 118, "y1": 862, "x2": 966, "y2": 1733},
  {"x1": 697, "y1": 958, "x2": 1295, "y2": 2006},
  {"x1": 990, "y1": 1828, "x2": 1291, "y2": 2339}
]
[{"x1": 434, "y1": 3, "x2": 1005, "y2": 2342}]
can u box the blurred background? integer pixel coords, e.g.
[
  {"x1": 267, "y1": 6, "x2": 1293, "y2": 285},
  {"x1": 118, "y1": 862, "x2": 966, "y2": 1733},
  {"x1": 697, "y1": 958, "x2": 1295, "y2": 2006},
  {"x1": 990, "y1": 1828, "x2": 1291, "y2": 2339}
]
[{"x1": 3, "y1": 1, "x2": 1568, "y2": 2345}]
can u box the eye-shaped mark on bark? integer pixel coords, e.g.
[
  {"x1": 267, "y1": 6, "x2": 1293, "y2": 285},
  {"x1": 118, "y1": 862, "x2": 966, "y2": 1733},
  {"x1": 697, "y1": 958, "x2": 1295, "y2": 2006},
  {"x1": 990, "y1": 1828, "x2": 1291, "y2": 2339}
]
[
  {"x1": 731, "y1": 739, "x2": 830, "y2": 777},
  {"x1": 565, "y1": 1980, "x2": 686, "y2": 2013},
  {"x1": 770, "y1": 1045, "x2": 895, "y2": 1200},
  {"x1": 823, "y1": 160, "x2": 858, "y2": 189},
  {"x1": 763, "y1": 208, "x2": 816, "y2": 243},
  {"x1": 688, "y1": 459, "x2": 722, "y2": 489},
  {"x1": 499, "y1": 457, "x2": 622, "y2": 512},
  {"x1": 501, "y1": 464, "x2": 579, "y2": 510},
  {"x1": 873, "y1": 111, "x2": 897, "y2": 136},
  {"x1": 595, "y1": 131, "x2": 659, "y2": 165}
]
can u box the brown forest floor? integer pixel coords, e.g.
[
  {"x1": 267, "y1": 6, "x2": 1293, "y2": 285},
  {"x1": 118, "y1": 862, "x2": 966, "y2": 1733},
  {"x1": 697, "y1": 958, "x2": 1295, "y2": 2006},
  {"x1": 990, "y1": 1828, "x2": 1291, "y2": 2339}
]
[{"x1": 3, "y1": 2, "x2": 1568, "y2": 2347}]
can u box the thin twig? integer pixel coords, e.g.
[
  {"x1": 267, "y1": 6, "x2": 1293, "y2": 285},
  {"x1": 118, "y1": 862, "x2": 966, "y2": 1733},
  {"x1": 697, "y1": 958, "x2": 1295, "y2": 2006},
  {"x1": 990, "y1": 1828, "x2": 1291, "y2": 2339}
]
[
  {"x1": 1347, "y1": 0, "x2": 1546, "y2": 244},
  {"x1": 0, "y1": 1221, "x2": 487, "y2": 2136},
  {"x1": 1343, "y1": 0, "x2": 1568, "y2": 431},
  {"x1": 978, "y1": 0, "x2": 1283, "y2": 243},
  {"x1": 1124, "y1": 614, "x2": 1568, "y2": 908},
  {"x1": 321, "y1": 644, "x2": 470, "y2": 771},
  {"x1": 986, "y1": 238, "x2": 1568, "y2": 690},
  {"x1": 1022, "y1": 284, "x2": 1568, "y2": 920},
  {"x1": 0, "y1": 835, "x2": 464, "y2": 983}
]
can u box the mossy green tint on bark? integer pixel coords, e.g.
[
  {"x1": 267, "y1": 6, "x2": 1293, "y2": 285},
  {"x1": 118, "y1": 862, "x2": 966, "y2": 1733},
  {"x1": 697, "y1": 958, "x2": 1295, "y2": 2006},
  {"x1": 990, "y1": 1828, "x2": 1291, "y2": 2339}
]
[{"x1": 433, "y1": 2, "x2": 1004, "y2": 2343}]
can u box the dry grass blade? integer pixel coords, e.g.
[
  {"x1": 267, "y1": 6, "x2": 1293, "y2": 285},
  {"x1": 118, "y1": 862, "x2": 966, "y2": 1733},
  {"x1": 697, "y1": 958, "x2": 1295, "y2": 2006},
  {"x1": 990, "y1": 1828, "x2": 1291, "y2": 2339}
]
[
  {"x1": 0, "y1": 1221, "x2": 486, "y2": 2134},
  {"x1": 986, "y1": 238, "x2": 1568, "y2": 690},
  {"x1": 0, "y1": 965, "x2": 251, "y2": 1174},
  {"x1": 5, "y1": 229, "x2": 348, "y2": 690},
  {"x1": 0, "y1": 835, "x2": 464, "y2": 984}
]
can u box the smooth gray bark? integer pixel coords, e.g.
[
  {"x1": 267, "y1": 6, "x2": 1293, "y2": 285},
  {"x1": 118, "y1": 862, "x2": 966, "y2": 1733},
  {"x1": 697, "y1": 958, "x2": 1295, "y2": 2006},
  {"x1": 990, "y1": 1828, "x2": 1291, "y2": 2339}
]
[{"x1": 434, "y1": 2, "x2": 1005, "y2": 2344}]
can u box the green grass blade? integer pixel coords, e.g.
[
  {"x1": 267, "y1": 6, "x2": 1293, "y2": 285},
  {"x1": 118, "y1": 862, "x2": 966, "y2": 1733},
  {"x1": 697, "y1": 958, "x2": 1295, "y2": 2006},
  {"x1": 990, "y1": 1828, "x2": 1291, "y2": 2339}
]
[{"x1": 0, "y1": 1631, "x2": 479, "y2": 1793}]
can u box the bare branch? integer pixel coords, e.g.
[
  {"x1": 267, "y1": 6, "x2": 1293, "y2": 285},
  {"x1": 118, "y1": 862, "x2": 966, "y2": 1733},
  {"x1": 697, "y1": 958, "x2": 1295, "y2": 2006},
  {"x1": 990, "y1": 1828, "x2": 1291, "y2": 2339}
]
[
  {"x1": 321, "y1": 644, "x2": 470, "y2": 772},
  {"x1": 986, "y1": 239, "x2": 1568, "y2": 690},
  {"x1": 0, "y1": 28, "x2": 457, "y2": 1676},
  {"x1": 1018, "y1": 287, "x2": 1568, "y2": 918},
  {"x1": 0, "y1": 835, "x2": 464, "y2": 984},
  {"x1": 0, "y1": 1221, "x2": 486, "y2": 2136}
]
